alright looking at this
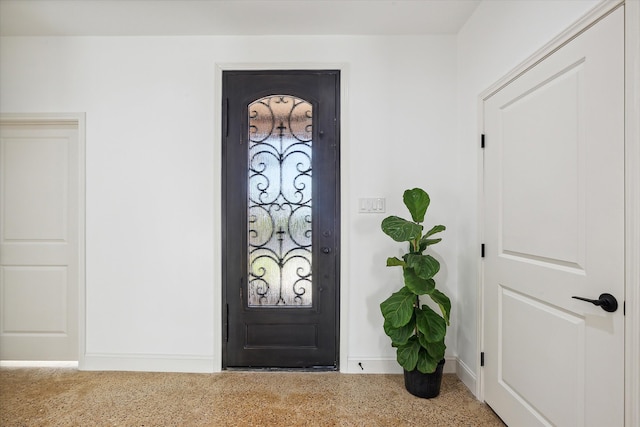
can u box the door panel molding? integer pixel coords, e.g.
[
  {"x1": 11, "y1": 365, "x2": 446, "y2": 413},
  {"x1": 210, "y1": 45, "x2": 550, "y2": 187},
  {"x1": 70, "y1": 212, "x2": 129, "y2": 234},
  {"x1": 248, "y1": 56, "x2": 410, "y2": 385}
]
[{"x1": 0, "y1": 112, "x2": 85, "y2": 364}]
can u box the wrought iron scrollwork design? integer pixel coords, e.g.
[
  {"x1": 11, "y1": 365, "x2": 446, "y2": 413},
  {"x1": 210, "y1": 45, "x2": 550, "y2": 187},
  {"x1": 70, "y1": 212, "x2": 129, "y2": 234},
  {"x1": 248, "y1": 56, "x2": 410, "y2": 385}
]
[{"x1": 247, "y1": 95, "x2": 313, "y2": 307}]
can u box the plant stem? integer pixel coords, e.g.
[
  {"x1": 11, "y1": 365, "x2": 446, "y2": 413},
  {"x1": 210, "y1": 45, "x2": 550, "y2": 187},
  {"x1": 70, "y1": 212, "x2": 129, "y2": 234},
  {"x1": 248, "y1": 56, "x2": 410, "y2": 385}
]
[{"x1": 415, "y1": 295, "x2": 420, "y2": 336}]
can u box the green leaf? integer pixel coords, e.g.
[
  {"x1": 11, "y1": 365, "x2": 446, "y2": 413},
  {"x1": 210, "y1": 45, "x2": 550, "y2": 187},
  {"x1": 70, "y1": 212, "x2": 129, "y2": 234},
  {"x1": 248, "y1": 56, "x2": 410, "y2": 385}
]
[
  {"x1": 384, "y1": 315, "x2": 415, "y2": 347},
  {"x1": 424, "y1": 224, "x2": 446, "y2": 238},
  {"x1": 381, "y1": 216, "x2": 423, "y2": 242},
  {"x1": 380, "y1": 287, "x2": 415, "y2": 328},
  {"x1": 424, "y1": 340, "x2": 446, "y2": 362},
  {"x1": 403, "y1": 268, "x2": 436, "y2": 295},
  {"x1": 418, "y1": 225, "x2": 445, "y2": 251},
  {"x1": 403, "y1": 188, "x2": 430, "y2": 223},
  {"x1": 397, "y1": 337, "x2": 421, "y2": 371},
  {"x1": 417, "y1": 330, "x2": 443, "y2": 353},
  {"x1": 418, "y1": 238, "x2": 441, "y2": 252},
  {"x1": 417, "y1": 330, "x2": 430, "y2": 349},
  {"x1": 429, "y1": 288, "x2": 451, "y2": 325},
  {"x1": 386, "y1": 257, "x2": 406, "y2": 268},
  {"x1": 405, "y1": 254, "x2": 440, "y2": 280},
  {"x1": 415, "y1": 305, "x2": 447, "y2": 343},
  {"x1": 416, "y1": 348, "x2": 441, "y2": 374}
]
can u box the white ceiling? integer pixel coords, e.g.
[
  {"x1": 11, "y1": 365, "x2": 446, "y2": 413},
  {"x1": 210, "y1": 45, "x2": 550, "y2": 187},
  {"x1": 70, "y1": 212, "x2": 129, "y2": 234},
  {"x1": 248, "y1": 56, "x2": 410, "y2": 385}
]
[{"x1": 0, "y1": 0, "x2": 481, "y2": 36}]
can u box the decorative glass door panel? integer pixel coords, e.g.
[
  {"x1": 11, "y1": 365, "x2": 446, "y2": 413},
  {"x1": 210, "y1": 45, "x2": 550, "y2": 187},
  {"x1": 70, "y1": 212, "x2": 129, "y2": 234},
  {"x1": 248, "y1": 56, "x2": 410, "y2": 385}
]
[
  {"x1": 248, "y1": 95, "x2": 313, "y2": 307},
  {"x1": 223, "y1": 70, "x2": 339, "y2": 369}
]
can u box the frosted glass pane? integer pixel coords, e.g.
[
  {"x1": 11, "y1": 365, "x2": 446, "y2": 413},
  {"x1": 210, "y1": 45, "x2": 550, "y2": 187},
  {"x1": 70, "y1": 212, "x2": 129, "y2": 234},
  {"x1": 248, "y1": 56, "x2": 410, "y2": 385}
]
[{"x1": 248, "y1": 95, "x2": 313, "y2": 307}]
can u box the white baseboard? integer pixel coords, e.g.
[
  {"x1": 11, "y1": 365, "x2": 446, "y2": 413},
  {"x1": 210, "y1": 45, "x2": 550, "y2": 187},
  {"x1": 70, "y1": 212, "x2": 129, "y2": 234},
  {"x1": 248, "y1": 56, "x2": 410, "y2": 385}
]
[
  {"x1": 443, "y1": 357, "x2": 457, "y2": 374},
  {"x1": 0, "y1": 360, "x2": 79, "y2": 368},
  {"x1": 2, "y1": 355, "x2": 473, "y2": 392},
  {"x1": 344, "y1": 357, "x2": 403, "y2": 373},
  {"x1": 81, "y1": 353, "x2": 214, "y2": 373},
  {"x1": 344, "y1": 356, "x2": 457, "y2": 374},
  {"x1": 456, "y1": 358, "x2": 477, "y2": 397}
]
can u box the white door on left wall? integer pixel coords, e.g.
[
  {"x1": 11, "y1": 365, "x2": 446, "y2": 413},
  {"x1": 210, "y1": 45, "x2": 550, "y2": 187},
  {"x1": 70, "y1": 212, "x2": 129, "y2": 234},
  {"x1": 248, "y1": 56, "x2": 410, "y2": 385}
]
[{"x1": 0, "y1": 117, "x2": 82, "y2": 361}]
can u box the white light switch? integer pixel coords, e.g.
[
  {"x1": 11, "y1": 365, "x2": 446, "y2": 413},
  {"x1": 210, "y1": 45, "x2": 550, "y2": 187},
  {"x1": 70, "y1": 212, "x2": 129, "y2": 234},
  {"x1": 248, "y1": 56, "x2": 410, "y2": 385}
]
[{"x1": 358, "y1": 198, "x2": 386, "y2": 213}]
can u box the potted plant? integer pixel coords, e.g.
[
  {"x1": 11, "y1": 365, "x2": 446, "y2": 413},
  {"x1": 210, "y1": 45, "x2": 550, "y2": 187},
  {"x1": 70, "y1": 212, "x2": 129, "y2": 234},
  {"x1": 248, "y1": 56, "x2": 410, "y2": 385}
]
[{"x1": 379, "y1": 187, "x2": 450, "y2": 398}]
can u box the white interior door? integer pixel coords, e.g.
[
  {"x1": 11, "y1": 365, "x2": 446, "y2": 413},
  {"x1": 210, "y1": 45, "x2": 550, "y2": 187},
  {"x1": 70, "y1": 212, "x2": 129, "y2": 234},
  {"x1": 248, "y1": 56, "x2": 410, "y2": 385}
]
[
  {"x1": 483, "y1": 7, "x2": 624, "y2": 427},
  {"x1": 0, "y1": 118, "x2": 81, "y2": 361}
]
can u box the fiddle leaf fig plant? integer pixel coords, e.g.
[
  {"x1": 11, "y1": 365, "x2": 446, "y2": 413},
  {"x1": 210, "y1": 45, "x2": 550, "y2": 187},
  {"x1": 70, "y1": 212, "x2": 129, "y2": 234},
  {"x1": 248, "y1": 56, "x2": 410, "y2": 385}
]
[{"x1": 380, "y1": 188, "x2": 450, "y2": 374}]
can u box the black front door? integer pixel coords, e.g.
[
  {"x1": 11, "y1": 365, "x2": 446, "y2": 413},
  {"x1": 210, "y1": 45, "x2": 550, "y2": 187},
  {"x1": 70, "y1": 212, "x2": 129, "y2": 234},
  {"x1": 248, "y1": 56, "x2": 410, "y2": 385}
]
[{"x1": 222, "y1": 70, "x2": 340, "y2": 369}]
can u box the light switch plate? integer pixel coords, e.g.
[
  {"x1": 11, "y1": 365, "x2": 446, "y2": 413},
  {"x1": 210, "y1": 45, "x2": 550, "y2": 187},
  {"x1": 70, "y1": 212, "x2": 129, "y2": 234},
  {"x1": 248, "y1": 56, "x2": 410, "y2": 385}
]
[{"x1": 358, "y1": 198, "x2": 386, "y2": 213}]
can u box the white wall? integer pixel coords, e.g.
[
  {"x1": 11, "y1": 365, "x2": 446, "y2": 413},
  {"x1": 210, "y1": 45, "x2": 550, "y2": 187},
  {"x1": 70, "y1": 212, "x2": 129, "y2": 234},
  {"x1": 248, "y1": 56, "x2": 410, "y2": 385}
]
[
  {"x1": 455, "y1": 0, "x2": 601, "y2": 392},
  {"x1": 1, "y1": 0, "x2": 604, "y2": 381},
  {"x1": 0, "y1": 34, "x2": 458, "y2": 372}
]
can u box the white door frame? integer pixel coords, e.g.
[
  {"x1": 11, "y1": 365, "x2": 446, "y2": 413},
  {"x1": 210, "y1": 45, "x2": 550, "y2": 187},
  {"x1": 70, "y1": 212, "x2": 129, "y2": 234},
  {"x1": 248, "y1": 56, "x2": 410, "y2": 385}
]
[
  {"x1": 0, "y1": 112, "x2": 86, "y2": 366},
  {"x1": 476, "y1": 1, "x2": 640, "y2": 425},
  {"x1": 212, "y1": 63, "x2": 350, "y2": 372}
]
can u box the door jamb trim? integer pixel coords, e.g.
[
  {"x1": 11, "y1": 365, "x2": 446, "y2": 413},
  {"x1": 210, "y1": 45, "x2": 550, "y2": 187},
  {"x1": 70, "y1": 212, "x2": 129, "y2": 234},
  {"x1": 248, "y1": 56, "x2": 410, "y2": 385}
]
[
  {"x1": 624, "y1": 0, "x2": 640, "y2": 424},
  {"x1": 213, "y1": 63, "x2": 350, "y2": 372}
]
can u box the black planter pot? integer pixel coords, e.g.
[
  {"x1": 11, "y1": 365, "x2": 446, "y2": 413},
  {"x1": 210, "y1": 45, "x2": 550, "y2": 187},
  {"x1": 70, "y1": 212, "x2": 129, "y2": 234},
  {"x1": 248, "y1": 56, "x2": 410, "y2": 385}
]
[{"x1": 403, "y1": 359, "x2": 445, "y2": 398}]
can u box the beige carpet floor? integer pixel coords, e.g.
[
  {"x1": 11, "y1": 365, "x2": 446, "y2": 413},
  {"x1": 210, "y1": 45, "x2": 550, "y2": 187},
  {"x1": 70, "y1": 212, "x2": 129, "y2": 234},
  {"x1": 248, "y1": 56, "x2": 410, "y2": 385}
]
[{"x1": 0, "y1": 368, "x2": 505, "y2": 426}]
